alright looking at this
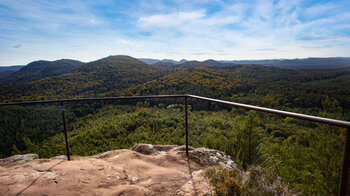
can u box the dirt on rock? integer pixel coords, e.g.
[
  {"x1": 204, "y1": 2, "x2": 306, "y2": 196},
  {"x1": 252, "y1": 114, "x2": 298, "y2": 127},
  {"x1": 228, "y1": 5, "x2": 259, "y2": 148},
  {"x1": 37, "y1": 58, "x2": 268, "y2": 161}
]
[{"x1": 0, "y1": 144, "x2": 237, "y2": 196}]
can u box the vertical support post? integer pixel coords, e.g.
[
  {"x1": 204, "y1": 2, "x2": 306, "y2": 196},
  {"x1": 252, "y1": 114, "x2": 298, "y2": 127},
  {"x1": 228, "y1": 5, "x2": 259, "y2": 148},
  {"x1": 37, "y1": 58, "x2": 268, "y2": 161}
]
[
  {"x1": 339, "y1": 127, "x2": 350, "y2": 196},
  {"x1": 61, "y1": 102, "x2": 71, "y2": 161},
  {"x1": 185, "y1": 96, "x2": 188, "y2": 156}
]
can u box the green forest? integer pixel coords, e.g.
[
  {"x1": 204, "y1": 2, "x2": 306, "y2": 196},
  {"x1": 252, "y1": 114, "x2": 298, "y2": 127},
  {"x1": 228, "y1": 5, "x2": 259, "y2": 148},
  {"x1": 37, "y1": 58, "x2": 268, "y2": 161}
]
[{"x1": 1, "y1": 55, "x2": 350, "y2": 195}]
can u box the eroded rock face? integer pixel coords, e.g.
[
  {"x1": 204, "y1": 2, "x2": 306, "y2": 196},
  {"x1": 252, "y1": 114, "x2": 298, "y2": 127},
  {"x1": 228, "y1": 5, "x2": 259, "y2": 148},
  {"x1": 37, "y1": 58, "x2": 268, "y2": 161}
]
[
  {"x1": 189, "y1": 147, "x2": 237, "y2": 169},
  {"x1": 131, "y1": 144, "x2": 237, "y2": 169},
  {"x1": 0, "y1": 144, "x2": 237, "y2": 196},
  {"x1": 0, "y1": 154, "x2": 38, "y2": 168}
]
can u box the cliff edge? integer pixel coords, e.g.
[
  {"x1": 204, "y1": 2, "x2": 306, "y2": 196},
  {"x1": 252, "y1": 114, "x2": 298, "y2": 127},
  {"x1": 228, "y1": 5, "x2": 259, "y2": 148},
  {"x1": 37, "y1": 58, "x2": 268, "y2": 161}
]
[{"x1": 0, "y1": 144, "x2": 237, "y2": 196}]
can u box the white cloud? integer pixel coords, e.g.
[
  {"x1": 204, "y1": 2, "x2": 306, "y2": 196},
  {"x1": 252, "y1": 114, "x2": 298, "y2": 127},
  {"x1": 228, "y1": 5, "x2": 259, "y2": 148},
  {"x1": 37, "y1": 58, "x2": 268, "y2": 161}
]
[
  {"x1": 0, "y1": 0, "x2": 350, "y2": 65},
  {"x1": 138, "y1": 10, "x2": 206, "y2": 28},
  {"x1": 134, "y1": 0, "x2": 350, "y2": 60},
  {"x1": 115, "y1": 39, "x2": 143, "y2": 47},
  {"x1": 0, "y1": 0, "x2": 108, "y2": 35}
]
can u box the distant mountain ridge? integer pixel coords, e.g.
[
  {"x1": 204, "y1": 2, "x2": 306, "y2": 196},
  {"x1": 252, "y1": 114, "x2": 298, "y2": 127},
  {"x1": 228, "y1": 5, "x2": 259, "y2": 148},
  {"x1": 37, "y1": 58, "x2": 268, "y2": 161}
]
[
  {"x1": 2, "y1": 57, "x2": 350, "y2": 77},
  {"x1": 0, "y1": 65, "x2": 25, "y2": 79},
  {"x1": 1, "y1": 59, "x2": 84, "y2": 83},
  {"x1": 1, "y1": 55, "x2": 350, "y2": 116},
  {"x1": 138, "y1": 58, "x2": 187, "y2": 65},
  {"x1": 221, "y1": 57, "x2": 350, "y2": 69},
  {"x1": 0, "y1": 65, "x2": 24, "y2": 72},
  {"x1": 139, "y1": 57, "x2": 350, "y2": 69}
]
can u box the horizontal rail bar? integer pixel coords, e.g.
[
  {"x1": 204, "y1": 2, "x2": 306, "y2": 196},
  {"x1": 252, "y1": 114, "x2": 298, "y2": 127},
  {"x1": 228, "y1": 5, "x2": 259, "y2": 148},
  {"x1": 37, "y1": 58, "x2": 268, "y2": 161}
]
[
  {"x1": 1, "y1": 94, "x2": 350, "y2": 128},
  {"x1": 188, "y1": 94, "x2": 350, "y2": 128},
  {"x1": 0, "y1": 94, "x2": 188, "y2": 106}
]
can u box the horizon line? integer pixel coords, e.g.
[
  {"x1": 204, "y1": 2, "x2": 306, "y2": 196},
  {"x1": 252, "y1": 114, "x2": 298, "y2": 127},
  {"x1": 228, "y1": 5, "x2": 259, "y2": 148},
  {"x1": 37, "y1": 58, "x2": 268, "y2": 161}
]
[{"x1": 1, "y1": 55, "x2": 350, "y2": 67}]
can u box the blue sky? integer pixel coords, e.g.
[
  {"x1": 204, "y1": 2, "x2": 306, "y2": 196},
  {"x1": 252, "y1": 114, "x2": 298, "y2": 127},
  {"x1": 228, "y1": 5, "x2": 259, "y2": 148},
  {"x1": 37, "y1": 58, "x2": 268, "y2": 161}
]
[{"x1": 0, "y1": 0, "x2": 350, "y2": 65}]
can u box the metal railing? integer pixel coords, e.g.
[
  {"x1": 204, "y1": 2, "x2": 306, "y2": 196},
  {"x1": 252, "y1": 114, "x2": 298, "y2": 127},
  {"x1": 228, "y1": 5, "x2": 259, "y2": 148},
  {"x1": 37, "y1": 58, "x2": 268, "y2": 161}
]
[{"x1": 1, "y1": 94, "x2": 349, "y2": 195}]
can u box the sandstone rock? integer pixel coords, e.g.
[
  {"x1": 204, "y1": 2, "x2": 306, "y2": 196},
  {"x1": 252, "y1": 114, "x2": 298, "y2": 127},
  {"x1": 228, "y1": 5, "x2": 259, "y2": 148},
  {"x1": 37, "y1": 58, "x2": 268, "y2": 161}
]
[
  {"x1": 173, "y1": 170, "x2": 215, "y2": 196},
  {"x1": 182, "y1": 147, "x2": 237, "y2": 169},
  {"x1": 0, "y1": 154, "x2": 38, "y2": 168},
  {"x1": 51, "y1": 155, "x2": 67, "y2": 160},
  {"x1": 131, "y1": 144, "x2": 237, "y2": 169},
  {"x1": 131, "y1": 143, "x2": 180, "y2": 155},
  {"x1": 0, "y1": 144, "x2": 237, "y2": 195}
]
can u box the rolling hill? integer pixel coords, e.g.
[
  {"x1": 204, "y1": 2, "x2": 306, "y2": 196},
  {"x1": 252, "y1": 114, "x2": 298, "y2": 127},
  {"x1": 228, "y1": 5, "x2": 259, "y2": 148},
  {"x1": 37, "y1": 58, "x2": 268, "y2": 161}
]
[
  {"x1": 1, "y1": 56, "x2": 350, "y2": 111},
  {"x1": 0, "y1": 56, "x2": 170, "y2": 102},
  {"x1": 1, "y1": 59, "x2": 84, "y2": 83}
]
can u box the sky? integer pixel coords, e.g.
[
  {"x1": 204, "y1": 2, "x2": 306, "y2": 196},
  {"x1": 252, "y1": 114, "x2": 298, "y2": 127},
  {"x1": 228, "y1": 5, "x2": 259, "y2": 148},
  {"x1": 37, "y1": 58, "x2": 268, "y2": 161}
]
[{"x1": 0, "y1": 0, "x2": 350, "y2": 65}]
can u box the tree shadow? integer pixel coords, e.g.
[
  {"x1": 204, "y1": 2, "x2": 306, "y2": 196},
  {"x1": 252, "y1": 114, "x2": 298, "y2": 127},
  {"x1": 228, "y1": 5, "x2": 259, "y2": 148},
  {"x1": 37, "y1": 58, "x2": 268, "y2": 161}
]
[
  {"x1": 16, "y1": 160, "x2": 64, "y2": 196},
  {"x1": 186, "y1": 157, "x2": 198, "y2": 196}
]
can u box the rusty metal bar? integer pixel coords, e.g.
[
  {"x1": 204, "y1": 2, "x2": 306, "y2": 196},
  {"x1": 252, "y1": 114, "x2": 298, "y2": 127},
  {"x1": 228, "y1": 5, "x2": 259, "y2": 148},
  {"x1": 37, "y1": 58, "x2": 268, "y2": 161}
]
[
  {"x1": 61, "y1": 102, "x2": 70, "y2": 161},
  {"x1": 188, "y1": 95, "x2": 350, "y2": 128},
  {"x1": 339, "y1": 127, "x2": 350, "y2": 196},
  {"x1": 0, "y1": 94, "x2": 188, "y2": 106},
  {"x1": 2, "y1": 94, "x2": 349, "y2": 128},
  {"x1": 185, "y1": 96, "x2": 188, "y2": 155}
]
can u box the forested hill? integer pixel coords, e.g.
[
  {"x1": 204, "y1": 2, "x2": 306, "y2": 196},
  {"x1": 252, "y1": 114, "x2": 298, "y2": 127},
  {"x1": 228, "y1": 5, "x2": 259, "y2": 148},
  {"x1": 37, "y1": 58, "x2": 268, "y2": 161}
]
[
  {"x1": 125, "y1": 63, "x2": 350, "y2": 112},
  {"x1": 0, "y1": 56, "x2": 170, "y2": 101},
  {"x1": 1, "y1": 55, "x2": 350, "y2": 113},
  {"x1": 1, "y1": 59, "x2": 84, "y2": 83}
]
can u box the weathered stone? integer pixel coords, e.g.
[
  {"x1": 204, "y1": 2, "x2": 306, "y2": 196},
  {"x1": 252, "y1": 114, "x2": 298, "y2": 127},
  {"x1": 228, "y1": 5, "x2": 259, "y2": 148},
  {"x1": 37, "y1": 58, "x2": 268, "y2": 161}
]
[
  {"x1": 0, "y1": 144, "x2": 236, "y2": 195},
  {"x1": 131, "y1": 143, "x2": 179, "y2": 155},
  {"x1": 50, "y1": 155, "x2": 67, "y2": 160},
  {"x1": 0, "y1": 154, "x2": 38, "y2": 168}
]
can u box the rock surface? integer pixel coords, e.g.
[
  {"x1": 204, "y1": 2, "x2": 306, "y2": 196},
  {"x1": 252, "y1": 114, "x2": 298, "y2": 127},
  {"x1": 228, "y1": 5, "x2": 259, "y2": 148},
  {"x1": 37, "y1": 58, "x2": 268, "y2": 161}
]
[
  {"x1": 0, "y1": 144, "x2": 237, "y2": 196},
  {"x1": 0, "y1": 154, "x2": 38, "y2": 168}
]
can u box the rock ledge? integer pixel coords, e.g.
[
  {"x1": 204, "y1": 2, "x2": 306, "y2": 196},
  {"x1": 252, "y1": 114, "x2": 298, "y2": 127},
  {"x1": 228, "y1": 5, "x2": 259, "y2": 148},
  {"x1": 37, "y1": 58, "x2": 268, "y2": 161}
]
[{"x1": 0, "y1": 144, "x2": 237, "y2": 196}]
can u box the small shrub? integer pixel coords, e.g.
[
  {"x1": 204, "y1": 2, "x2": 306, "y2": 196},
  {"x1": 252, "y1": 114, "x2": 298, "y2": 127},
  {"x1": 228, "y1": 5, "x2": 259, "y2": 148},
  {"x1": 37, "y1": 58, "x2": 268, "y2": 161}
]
[{"x1": 205, "y1": 166, "x2": 295, "y2": 196}]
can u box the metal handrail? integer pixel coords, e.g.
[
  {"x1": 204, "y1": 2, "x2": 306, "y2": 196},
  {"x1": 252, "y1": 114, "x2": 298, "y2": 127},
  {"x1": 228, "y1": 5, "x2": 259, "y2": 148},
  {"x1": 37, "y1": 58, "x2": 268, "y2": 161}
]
[
  {"x1": 188, "y1": 94, "x2": 350, "y2": 128},
  {"x1": 0, "y1": 94, "x2": 349, "y2": 195},
  {"x1": 0, "y1": 94, "x2": 188, "y2": 106}
]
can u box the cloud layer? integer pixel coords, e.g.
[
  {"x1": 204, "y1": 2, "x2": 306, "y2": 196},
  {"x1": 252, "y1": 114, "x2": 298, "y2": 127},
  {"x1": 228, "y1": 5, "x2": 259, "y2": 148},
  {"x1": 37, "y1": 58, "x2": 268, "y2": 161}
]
[{"x1": 0, "y1": 0, "x2": 349, "y2": 65}]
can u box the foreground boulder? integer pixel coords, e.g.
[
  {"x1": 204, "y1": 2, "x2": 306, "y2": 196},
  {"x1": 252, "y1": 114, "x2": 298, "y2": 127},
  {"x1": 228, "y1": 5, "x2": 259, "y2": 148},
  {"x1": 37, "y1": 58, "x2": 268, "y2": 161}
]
[{"x1": 0, "y1": 144, "x2": 237, "y2": 196}]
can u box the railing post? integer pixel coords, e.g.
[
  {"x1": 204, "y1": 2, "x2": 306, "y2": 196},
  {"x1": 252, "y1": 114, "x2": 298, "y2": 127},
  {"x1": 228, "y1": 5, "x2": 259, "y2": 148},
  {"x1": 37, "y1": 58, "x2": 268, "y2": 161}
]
[
  {"x1": 339, "y1": 127, "x2": 350, "y2": 196},
  {"x1": 61, "y1": 102, "x2": 71, "y2": 161},
  {"x1": 185, "y1": 96, "x2": 188, "y2": 156}
]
